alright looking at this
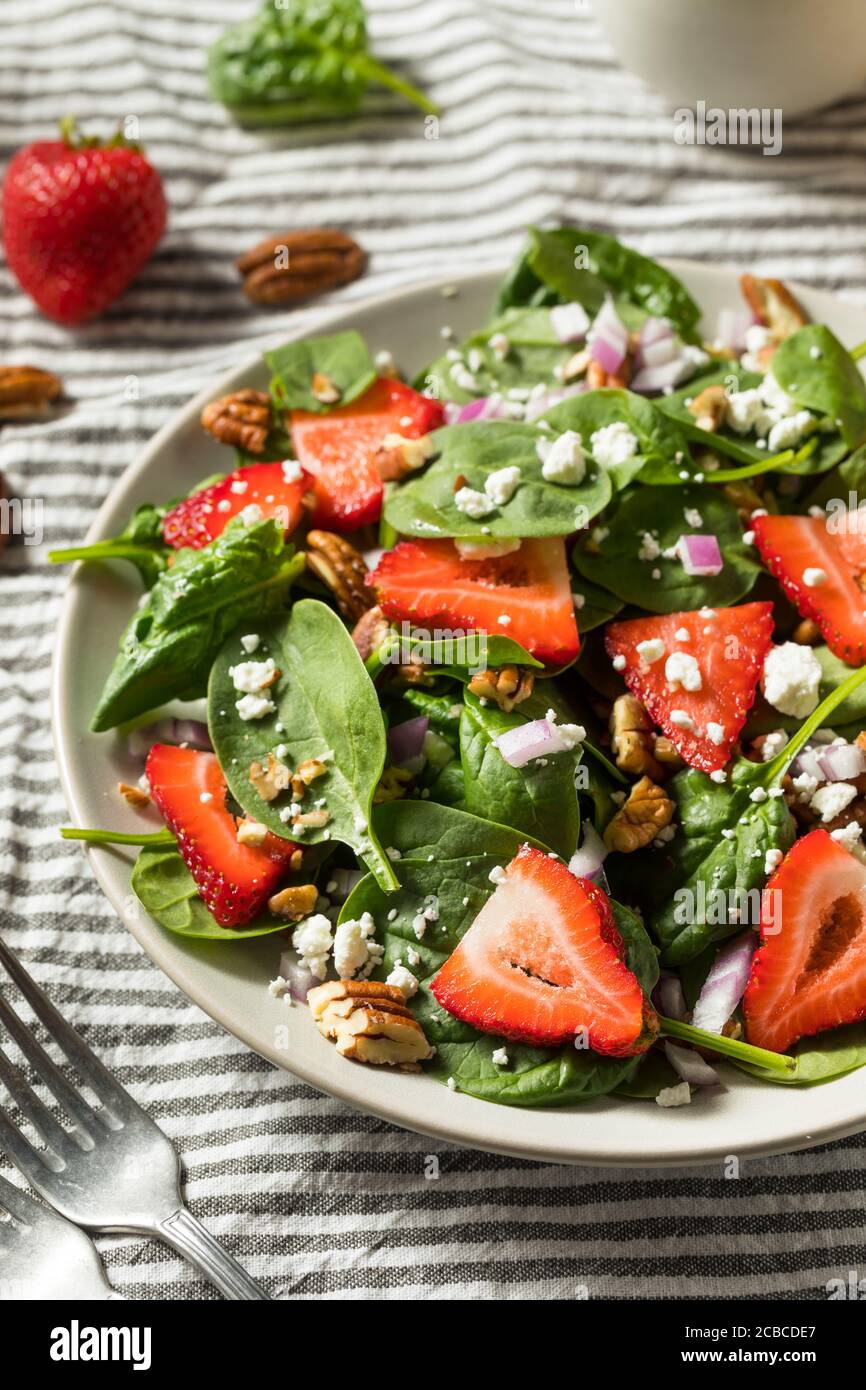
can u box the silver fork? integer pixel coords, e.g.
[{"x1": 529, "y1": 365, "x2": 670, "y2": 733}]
[
  {"x1": 0, "y1": 1172, "x2": 122, "y2": 1300},
  {"x1": 0, "y1": 936, "x2": 269, "y2": 1300}
]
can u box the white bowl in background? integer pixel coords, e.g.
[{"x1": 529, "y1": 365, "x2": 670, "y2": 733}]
[{"x1": 593, "y1": 0, "x2": 866, "y2": 121}]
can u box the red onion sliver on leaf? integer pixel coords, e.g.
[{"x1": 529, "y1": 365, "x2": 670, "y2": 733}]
[
  {"x1": 567, "y1": 824, "x2": 607, "y2": 881},
  {"x1": 279, "y1": 953, "x2": 319, "y2": 1005},
  {"x1": 677, "y1": 533, "x2": 723, "y2": 576},
  {"x1": 387, "y1": 716, "x2": 429, "y2": 766},
  {"x1": 653, "y1": 971, "x2": 687, "y2": 1022},
  {"x1": 550, "y1": 301, "x2": 590, "y2": 343},
  {"x1": 691, "y1": 930, "x2": 755, "y2": 1034},
  {"x1": 494, "y1": 718, "x2": 578, "y2": 768},
  {"x1": 816, "y1": 743, "x2": 866, "y2": 782}
]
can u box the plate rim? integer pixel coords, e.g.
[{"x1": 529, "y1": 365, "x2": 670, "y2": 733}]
[{"x1": 50, "y1": 259, "x2": 866, "y2": 1166}]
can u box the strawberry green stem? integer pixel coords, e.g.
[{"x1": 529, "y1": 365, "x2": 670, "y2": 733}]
[
  {"x1": 760, "y1": 661, "x2": 866, "y2": 789},
  {"x1": 62, "y1": 827, "x2": 175, "y2": 846},
  {"x1": 659, "y1": 1017, "x2": 797, "y2": 1074},
  {"x1": 48, "y1": 541, "x2": 162, "y2": 566}
]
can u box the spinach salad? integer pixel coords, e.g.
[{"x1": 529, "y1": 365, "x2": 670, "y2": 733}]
[{"x1": 57, "y1": 226, "x2": 866, "y2": 1109}]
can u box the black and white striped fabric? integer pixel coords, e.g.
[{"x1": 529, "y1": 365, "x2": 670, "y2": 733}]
[{"x1": 3, "y1": 0, "x2": 866, "y2": 1301}]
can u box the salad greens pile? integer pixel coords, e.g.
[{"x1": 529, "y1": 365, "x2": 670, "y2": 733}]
[{"x1": 57, "y1": 223, "x2": 866, "y2": 1110}]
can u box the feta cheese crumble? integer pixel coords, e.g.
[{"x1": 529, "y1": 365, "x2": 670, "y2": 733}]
[
  {"x1": 333, "y1": 912, "x2": 383, "y2": 980},
  {"x1": 590, "y1": 422, "x2": 639, "y2": 471},
  {"x1": 810, "y1": 782, "x2": 858, "y2": 822},
  {"x1": 292, "y1": 914, "x2": 334, "y2": 981},
  {"x1": 386, "y1": 964, "x2": 419, "y2": 998},
  {"x1": 637, "y1": 637, "x2": 666, "y2": 665},
  {"x1": 762, "y1": 642, "x2": 822, "y2": 718},
  {"x1": 231, "y1": 658, "x2": 277, "y2": 694},
  {"x1": 537, "y1": 429, "x2": 587, "y2": 484},
  {"x1": 665, "y1": 650, "x2": 702, "y2": 692},
  {"x1": 484, "y1": 465, "x2": 522, "y2": 506},
  {"x1": 454, "y1": 486, "x2": 496, "y2": 519}
]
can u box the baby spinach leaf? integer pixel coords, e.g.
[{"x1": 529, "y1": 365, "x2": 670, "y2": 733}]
[
  {"x1": 383, "y1": 419, "x2": 612, "y2": 539},
  {"x1": 658, "y1": 363, "x2": 848, "y2": 477},
  {"x1": 803, "y1": 442, "x2": 866, "y2": 513},
  {"x1": 772, "y1": 325, "x2": 866, "y2": 451},
  {"x1": 49, "y1": 501, "x2": 170, "y2": 587},
  {"x1": 338, "y1": 801, "x2": 654, "y2": 1106},
  {"x1": 379, "y1": 627, "x2": 543, "y2": 674},
  {"x1": 207, "y1": 0, "x2": 436, "y2": 125},
  {"x1": 571, "y1": 576, "x2": 624, "y2": 632},
  {"x1": 494, "y1": 226, "x2": 701, "y2": 339},
  {"x1": 613, "y1": 1048, "x2": 680, "y2": 1100},
  {"x1": 459, "y1": 688, "x2": 581, "y2": 857},
  {"x1": 208, "y1": 598, "x2": 398, "y2": 893},
  {"x1": 91, "y1": 519, "x2": 305, "y2": 733},
  {"x1": 397, "y1": 687, "x2": 464, "y2": 736},
  {"x1": 543, "y1": 388, "x2": 694, "y2": 489},
  {"x1": 420, "y1": 307, "x2": 574, "y2": 403},
  {"x1": 130, "y1": 844, "x2": 288, "y2": 940},
  {"x1": 731, "y1": 1021, "x2": 866, "y2": 1086},
  {"x1": 266, "y1": 330, "x2": 376, "y2": 413},
  {"x1": 573, "y1": 484, "x2": 760, "y2": 613}
]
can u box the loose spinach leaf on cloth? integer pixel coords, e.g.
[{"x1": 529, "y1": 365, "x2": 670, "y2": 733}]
[
  {"x1": 91, "y1": 519, "x2": 305, "y2": 732},
  {"x1": 49, "y1": 501, "x2": 170, "y2": 587},
  {"x1": 266, "y1": 330, "x2": 376, "y2": 413},
  {"x1": 207, "y1": 0, "x2": 436, "y2": 125},
  {"x1": 420, "y1": 307, "x2": 576, "y2": 403},
  {"x1": 130, "y1": 844, "x2": 289, "y2": 940},
  {"x1": 458, "y1": 688, "x2": 582, "y2": 858},
  {"x1": 543, "y1": 388, "x2": 694, "y2": 489},
  {"x1": 616, "y1": 662, "x2": 866, "y2": 966},
  {"x1": 383, "y1": 419, "x2": 612, "y2": 539},
  {"x1": 772, "y1": 325, "x2": 866, "y2": 451},
  {"x1": 658, "y1": 362, "x2": 848, "y2": 478},
  {"x1": 573, "y1": 484, "x2": 760, "y2": 613},
  {"x1": 208, "y1": 598, "x2": 398, "y2": 893},
  {"x1": 338, "y1": 801, "x2": 657, "y2": 1106},
  {"x1": 493, "y1": 226, "x2": 702, "y2": 340}
]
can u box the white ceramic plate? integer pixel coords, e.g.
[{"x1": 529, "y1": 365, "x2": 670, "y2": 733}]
[{"x1": 52, "y1": 262, "x2": 866, "y2": 1166}]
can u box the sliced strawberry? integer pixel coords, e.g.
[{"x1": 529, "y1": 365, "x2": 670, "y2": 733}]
[
  {"x1": 753, "y1": 511, "x2": 866, "y2": 665},
  {"x1": 430, "y1": 844, "x2": 654, "y2": 1055},
  {"x1": 290, "y1": 377, "x2": 444, "y2": 532},
  {"x1": 743, "y1": 829, "x2": 866, "y2": 1053},
  {"x1": 604, "y1": 601, "x2": 774, "y2": 773},
  {"x1": 369, "y1": 536, "x2": 579, "y2": 668},
  {"x1": 161, "y1": 460, "x2": 307, "y2": 550},
  {"x1": 146, "y1": 744, "x2": 298, "y2": 927}
]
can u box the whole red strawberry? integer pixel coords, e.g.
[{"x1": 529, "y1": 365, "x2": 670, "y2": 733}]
[{"x1": 2, "y1": 118, "x2": 167, "y2": 325}]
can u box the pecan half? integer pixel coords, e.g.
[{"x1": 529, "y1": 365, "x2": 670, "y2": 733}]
[
  {"x1": 0, "y1": 366, "x2": 62, "y2": 421},
  {"x1": 352, "y1": 605, "x2": 391, "y2": 662},
  {"x1": 306, "y1": 529, "x2": 376, "y2": 621},
  {"x1": 268, "y1": 883, "x2": 319, "y2": 921},
  {"x1": 373, "y1": 432, "x2": 435, "y2": 482},
  {"x1": 609, "y1": 694, "x2": 663, "y2": 780},
  {"x1": 308, "y1": 980, "x2": 433, "y2": 1068},
  {"x1": 687, "y1": 384, "x2": 728, "y2": 434},
  {"x1": 249, "y1": 753, "x2": 291, "y2": 802},
  {"x1": 739, "y1": 274, "x2": 807, "y2": 341},
  {"x1": 603, "y1": 776, "x2": 675, "y2": 852},
  {"x1": 467, "y1": 665, "x2": 535, "y2": 713},
  {"x1": 201, "y1": 389, "x2": 271, "y2": 454},
  {"x1": 373, "y1": 766, "x2": 413, "y2": 804},
  {"x1": 237, "y1": 229, "x2": 366, "y2": 306}
]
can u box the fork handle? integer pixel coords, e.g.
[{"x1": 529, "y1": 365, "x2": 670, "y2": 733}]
[{"x1": 157, "y1": 1206, "x2": 270, "y2": 1300}]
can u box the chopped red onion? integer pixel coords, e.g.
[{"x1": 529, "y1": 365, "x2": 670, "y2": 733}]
[
  {"x1": 817, "y1": 743, "x2": 866, "y2": 782},
  {"x1": 639, "y1": 316, "x2": 675, "y2": 348},
  {"x1": 677, "y1": 533, "x2": 723, "y2": 576},
  {"x1": 127, "y1": 717, "x2": 212, "y2": 759},
  {"x1": 568, "y1": 824, "x2": 607, "y2": 882},
  {"x1": 635, "y1": 336, "x2": 680, "y2": 371},
  {"x1": 630, "y1": 356, "x2": 692, "y2": 394},
  {"x1": 550, "y1": 302, "x2": 591, "y2": 343},
  {"x1": 664, "y1": 1041, "x2": 721, "y2": 1088},
  {"x1": 789, "y1": 746, "x2": 826, "y2": 783},
  {"x1": 494, "y1": 718, "x2": 579, "y2": 768},
  {"x1": 588, "y1": 297, "x2": 628, "y2": 374},
  {"x1": 691, "y1": 929, "x2": 755, "y2": 1034},
  {"x1": 715, "y1": 307, "x2": 755, "y2": 354},
  {"x1": 327, "y1": 868, "x2": 364, "y2": 902},
  {"x1": 278, "y1": 953, "x2": 319, "y2": 1004},
  {"x1": 652, "y1": 970, "x2": 687, "y2": 1021},
  {"x1": 387, "y1": 716, "x2": 428, "y2": 766}
]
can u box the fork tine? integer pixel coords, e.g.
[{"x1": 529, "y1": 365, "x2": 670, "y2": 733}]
[
  {"x1": 0, "y1": 991, "x2": 103, "y2": 1137},
  {"x1": 0, "y1": 1171, "x2": 40, "y2": 1224},
  {"x1": 0, "y1": 1047, "x2": 84, "y2": 1159},
  {"x1": 0, "y1": 1100, "x2": 51, "y2": 1182},
  {"x1": 0, "y1": 937, "x2": 138, "y2": 1117}
]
